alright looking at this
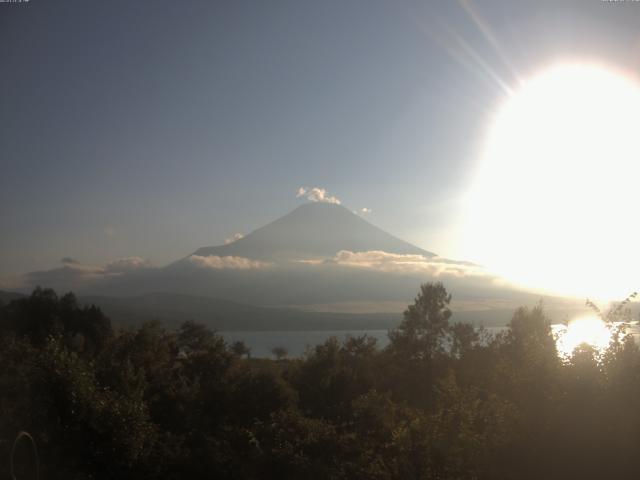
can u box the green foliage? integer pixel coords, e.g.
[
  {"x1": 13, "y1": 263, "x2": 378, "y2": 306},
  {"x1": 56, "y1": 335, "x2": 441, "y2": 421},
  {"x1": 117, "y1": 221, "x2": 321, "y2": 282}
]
[
  {"x1": 291, "y1": 335, "x2": 378, "y2": 420},
  {"x1": 3, "y1": 284, "x2": 640, "y2": 479},
  {"x1": 388, "y1": 281, "x2": 452, "y2": 361},
  {"x1": 2, "y1": 287, "x2": 111, "y2": 351}
]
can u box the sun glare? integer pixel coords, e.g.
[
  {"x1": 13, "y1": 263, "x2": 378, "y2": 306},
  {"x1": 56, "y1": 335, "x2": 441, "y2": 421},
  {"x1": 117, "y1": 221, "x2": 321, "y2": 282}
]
[
  {"x1": 462, "y1": 64, "x2": 640, "y2": 300},
  {"x1": 553, "y1": 316, "x2": 613, "y2": 358}
]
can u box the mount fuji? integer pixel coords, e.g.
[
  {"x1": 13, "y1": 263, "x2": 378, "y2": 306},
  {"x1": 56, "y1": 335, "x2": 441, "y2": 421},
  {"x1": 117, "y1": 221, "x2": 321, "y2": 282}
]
[{"x1": 18, "y1": 202, "x2": 584, "y2": 328}]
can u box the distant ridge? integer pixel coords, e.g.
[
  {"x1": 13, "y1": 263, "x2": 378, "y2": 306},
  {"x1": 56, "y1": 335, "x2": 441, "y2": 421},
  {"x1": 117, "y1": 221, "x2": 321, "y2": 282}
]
[
  {"x1": 189, "y1": 202, "x2": 434, "y2": 262},
  {"x1": 79, "y1": 292, "x2": 401, "y2": 331},
  {"x1": 0, "y1": 290, "x2": 25, "y2": 304}
]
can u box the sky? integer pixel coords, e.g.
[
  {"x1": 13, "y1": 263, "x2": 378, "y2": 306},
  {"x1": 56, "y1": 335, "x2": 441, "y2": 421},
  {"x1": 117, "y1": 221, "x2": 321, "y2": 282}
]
[{"x1": 2, "y1": 0, "x2": 640, "y2": 285}]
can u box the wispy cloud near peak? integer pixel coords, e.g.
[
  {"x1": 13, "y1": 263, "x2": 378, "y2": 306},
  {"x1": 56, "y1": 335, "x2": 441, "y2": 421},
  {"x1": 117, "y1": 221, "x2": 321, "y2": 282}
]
[
  {"x1": 296, "y1": 186, "x2": 341, "y2": 204},
  {"x1": 224, "y1": 233, "x2": 244, "y2": 245}
]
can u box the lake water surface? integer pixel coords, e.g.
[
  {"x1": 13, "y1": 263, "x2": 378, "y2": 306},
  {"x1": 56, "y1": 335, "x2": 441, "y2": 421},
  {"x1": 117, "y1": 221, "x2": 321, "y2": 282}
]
[
  {"x1": 222, "y1": 323, "x2": 640, "y2": 358},
  {"x1": 220, "y1": 327, "x2": 508, "y2": 358}
]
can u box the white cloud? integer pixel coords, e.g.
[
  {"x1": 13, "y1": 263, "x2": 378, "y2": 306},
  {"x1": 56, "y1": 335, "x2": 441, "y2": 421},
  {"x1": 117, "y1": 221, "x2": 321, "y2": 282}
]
[
  {"x1": 25, "y1": 264, "x2": 109, "y2": 289},
  {"x1": 104, "y1": 256, "x2": 152, "y2": 273},
  {"x1": 224, "y1": 233, "x2": 244, "y2": 245},
  {"x1": 24, "y1": 256, "x2": 154, "y2": 289},
  {"x1": 319, "y1": 250, "x2": 487, "y2": 278},
  {"x1": 296, "y1": 186, "x2": 341, "y2": 204},
  {"x1": 188, "y1": 255, "x2": 272, "y2": 270}
]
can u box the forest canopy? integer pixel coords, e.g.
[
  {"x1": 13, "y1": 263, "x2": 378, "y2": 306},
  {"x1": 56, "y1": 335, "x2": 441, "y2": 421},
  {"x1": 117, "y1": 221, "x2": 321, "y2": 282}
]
[{"x1": 2, "y1": 284, "x2": 640, "y2": 480}]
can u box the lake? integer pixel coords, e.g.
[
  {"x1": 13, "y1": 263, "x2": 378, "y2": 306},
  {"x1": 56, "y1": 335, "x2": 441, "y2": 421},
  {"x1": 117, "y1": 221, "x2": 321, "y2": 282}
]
[
  {"x1": 220, "y1": 327, "x2": 508, "y2": 358},
  {"x1": 221, "y1": 323, "x2": 640, "y2": 358}
]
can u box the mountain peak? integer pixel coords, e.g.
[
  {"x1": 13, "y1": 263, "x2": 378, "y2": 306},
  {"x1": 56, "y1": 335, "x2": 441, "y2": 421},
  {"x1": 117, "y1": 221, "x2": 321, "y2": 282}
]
[
  {"x1": 190, "y1": 202, "x2": 434, "y2": 262},
  {"x1": 290, "y1": 201, "x2": 347, "y2": 211},
  {"x1": 282, "y1": 201, "x2": 358, "y2": 221}
]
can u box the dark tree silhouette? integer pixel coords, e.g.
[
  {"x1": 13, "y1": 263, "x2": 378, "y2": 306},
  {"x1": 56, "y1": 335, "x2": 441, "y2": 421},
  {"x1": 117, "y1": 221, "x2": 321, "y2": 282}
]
[
  {"x1": 230, "y1": 340, "x2": 251, "y2": 358},
  {"x1": 1, "y1": 285, "x2": 640, "y2": 479},
  {"x1": 388, "y1": 282, "x2": 452, "y2": 361},
  {"x1": 271, "y1": 345, "x2": 288, "y2": 360}
]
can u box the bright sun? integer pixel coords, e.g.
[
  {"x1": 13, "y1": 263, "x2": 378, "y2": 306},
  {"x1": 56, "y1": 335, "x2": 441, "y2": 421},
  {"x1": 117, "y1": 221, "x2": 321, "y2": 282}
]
[
  {"x1": 553, "y1": 316, "x2": 613, "y2": 358},
  {"x1": 462, "y1": 64, "x2": 640, "y2": 300}
]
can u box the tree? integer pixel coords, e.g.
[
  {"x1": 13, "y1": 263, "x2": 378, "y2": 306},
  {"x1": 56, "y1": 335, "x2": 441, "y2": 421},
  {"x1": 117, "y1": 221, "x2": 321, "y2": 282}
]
[
  {"x1": 271, "y1": 346, "x2": 288, "y2": 361},
  {"x1": 388, "y1": 282, "x2": 452, "y2": 361},
  {"x1": 231, "y1": 340, "x2": 251, "y2": 359},
  {"x1": 449, "y1": 322, "x2": 479, "y2": 359},
  {"x1": 178, "y1": 320, "x2": 221, "y2": 354},
  {"x1": 0, "y1": 287, "x2": 111, "y2": 352}
]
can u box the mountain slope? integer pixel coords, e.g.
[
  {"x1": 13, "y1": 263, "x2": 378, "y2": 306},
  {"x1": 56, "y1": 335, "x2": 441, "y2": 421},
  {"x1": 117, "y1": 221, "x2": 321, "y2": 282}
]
[
  {"x1": 190, "y1": 202, "x2": 434, "y2": 261},
  {"x1": 0, "y1": 290, "x2": 25, "y2": 304}
]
